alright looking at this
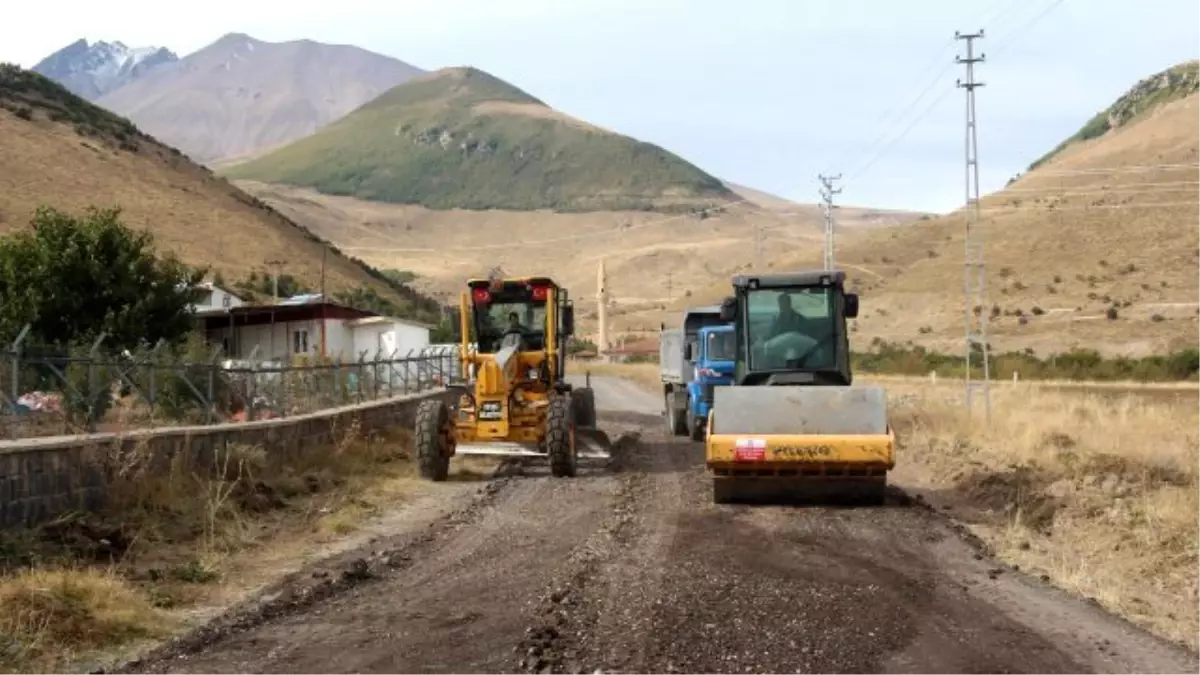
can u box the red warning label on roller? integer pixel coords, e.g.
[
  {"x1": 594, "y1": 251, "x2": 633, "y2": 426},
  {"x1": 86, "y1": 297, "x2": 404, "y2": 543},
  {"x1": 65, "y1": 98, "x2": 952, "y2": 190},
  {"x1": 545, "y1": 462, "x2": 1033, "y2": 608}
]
[{"x1": 733, "y1": 438, "x2": 767, "y2": 461}]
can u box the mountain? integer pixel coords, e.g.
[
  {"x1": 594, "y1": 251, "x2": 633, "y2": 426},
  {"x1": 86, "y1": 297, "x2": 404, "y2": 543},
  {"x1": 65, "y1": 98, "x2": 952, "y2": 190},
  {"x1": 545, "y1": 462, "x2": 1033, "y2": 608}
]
[
  {"x1": 92, "y1": 33, "x2": 425, "y2": 164},
  {"x1": 223, "y1": 66, "x2": 737, "y2": 212},
  {"x1": 0, "y1": 64, "x2": 439, "y2": 323},
  {"x1": 32, "y1": 39, "x2": 178, "y2": 99},
  {"x1": 659, "y1": 61, "x2": 1200, "y2": 358}
]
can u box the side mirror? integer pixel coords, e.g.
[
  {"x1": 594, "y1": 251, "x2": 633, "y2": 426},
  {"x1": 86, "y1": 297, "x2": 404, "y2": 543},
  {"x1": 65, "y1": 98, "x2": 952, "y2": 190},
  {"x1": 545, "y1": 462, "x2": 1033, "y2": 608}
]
[
  {"x1": 845, "y1": 293, "x2": 859, "y2": 319},
  {"x1": 719, "y1": 296, "x2": 736, "y2": 322},
  {"x1": 683, "y1": 342, "x2": 693, "y2": 361},
  {"x1": 562, "y1": 305, "x2": 575, "y2": 335}
]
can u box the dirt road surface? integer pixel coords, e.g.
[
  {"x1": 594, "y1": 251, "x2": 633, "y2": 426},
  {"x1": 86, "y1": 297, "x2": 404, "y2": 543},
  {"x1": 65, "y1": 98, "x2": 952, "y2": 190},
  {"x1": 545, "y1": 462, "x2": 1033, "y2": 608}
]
[{"x1": 122, "y1": 376, "x2": 1199, "y2": 674}]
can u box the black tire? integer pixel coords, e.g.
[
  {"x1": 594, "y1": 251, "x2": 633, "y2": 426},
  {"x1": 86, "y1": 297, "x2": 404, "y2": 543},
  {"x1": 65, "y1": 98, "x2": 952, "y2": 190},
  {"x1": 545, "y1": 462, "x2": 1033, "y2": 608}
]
[
  {"x1": 547, "y1": 395, "x2": 577, "y2": 478},
  {"x1": 688, "y1": 406, "x2": 706, "y2": 442},
  {"x1": 665, "y1": 390, "x2": 687, "y2": 436},
  {"x1": 415, "y1": 398, "x2": 452, "y2": 481},
  {"x1": 572, "y1": 387, "x2": 597, "y2": 428}
]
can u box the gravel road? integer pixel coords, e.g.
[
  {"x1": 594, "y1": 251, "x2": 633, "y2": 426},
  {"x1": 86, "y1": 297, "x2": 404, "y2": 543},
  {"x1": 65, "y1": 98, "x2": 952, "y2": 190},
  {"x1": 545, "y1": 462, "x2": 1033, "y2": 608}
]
[{"x1": 122, "y1": 376, "x2": 1199, "y2": 674}]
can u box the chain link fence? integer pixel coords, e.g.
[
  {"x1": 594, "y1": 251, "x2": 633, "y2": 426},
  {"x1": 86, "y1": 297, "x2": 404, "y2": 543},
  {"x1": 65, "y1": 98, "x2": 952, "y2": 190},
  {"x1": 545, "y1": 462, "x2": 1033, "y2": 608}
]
[{"x1": 0, "y1": 326, "x2": 463, "y2": 440}]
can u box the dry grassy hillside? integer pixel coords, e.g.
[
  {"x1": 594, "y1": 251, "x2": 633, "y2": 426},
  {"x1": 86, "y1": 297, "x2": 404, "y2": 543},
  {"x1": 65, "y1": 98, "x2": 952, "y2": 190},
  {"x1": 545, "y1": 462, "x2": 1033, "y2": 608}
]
[
  {"x1": 725, "y1": 181, "x2": 928, "y2": 229},
  {"x1": 95, "y1": 33, "x2": 424, "y2": 164},
  {"x1": 627, "y1": 89, "x2": 1199, "y2": 358},
  {"x1": 0, "y1": 66, "x2": 435, "y2": 326},
  {"x1": 234, "y1": 180, "x2": 927, "y2": 329}
]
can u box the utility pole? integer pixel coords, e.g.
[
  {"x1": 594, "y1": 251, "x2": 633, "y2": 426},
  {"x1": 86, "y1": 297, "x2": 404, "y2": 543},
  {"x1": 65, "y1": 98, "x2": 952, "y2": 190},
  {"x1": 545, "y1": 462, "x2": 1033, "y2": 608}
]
[
  {"x1": 753, "y1": 221, "x2": 763, "y2": 269},
  {"x1": 956, "y1": 29, "x2": 992, "y2": 422},
  {"x1": 264, "y1": 258, "x2": 286, "y2": 301},
  {"x1": 666, "y1": 270, "x2": 674, "y2": 305},
  {"x1": 818, "y1": 173, "x2": 843, "y2": 270}
]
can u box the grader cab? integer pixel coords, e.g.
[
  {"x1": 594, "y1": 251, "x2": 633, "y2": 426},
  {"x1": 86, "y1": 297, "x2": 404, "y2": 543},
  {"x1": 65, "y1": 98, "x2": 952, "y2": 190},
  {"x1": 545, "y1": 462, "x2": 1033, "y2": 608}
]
[{"x1": 413, "y1": 277, "x2": 608, "y2": 480}]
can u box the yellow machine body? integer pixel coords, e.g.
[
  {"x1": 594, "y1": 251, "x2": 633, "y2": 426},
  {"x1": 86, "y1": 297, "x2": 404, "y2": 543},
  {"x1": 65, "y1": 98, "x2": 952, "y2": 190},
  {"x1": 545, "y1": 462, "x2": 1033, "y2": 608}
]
[{"x1": 700, "y1": 269, "x2": 894, "y2": 504}]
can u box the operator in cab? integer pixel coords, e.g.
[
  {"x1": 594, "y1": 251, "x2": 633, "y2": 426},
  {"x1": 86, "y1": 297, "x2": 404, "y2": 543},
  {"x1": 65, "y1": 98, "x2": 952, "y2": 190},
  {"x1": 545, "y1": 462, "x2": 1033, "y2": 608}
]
[
  {"x1": 499, "y1": 311, "x2": 530, "y2": 350},
  {"x1": 759, "y1": 291, "x2": 819, "y2": 369},
  {"x1": 769, "y1": 293, "x2": 804, "y2": 337}
]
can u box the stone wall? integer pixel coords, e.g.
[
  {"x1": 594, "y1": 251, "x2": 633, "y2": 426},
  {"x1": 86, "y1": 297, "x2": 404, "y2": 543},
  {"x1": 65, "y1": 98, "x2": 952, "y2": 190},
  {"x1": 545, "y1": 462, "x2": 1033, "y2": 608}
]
[{"x1": 0, "y1": 389, "x2": 452, "y2": 528}]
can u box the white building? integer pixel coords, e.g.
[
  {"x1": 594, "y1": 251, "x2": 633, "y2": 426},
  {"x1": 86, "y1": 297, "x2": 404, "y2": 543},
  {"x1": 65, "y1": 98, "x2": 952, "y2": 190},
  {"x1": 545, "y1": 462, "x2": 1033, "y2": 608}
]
[
  {"x1": 196, "y1": 297, "x2": 432, "y2": 364},
  {"x1": 190, "y1": 281, "x2": 247, "y2": 313}
]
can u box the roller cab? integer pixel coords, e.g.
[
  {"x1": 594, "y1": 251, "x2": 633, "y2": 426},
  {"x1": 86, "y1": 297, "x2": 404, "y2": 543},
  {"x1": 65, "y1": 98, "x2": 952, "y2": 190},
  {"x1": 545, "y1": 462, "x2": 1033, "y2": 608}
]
[{"x1": 704, "y1": 270, "x2": 894, "y2": 505}]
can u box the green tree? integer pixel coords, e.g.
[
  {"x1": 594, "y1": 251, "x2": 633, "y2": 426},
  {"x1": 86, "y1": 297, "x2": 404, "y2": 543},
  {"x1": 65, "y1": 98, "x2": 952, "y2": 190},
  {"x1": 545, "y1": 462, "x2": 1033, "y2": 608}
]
[{"x1": 0, "y1": 206, "x2": 204, "y2": 349}]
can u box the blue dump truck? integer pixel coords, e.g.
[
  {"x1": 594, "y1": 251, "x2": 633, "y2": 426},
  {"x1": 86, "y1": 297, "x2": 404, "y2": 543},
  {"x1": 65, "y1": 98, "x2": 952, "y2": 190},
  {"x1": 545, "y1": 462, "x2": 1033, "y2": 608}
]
[{"x1": 660, "y1": 307, "x2": 735, "y2": 441}]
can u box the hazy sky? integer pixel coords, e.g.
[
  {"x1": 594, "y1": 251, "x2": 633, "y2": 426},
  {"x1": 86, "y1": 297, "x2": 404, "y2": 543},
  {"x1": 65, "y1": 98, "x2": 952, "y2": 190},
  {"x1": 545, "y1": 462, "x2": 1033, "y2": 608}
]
[{"x1": 3, "y1": 0, "x2": 1198, "y2": 212}]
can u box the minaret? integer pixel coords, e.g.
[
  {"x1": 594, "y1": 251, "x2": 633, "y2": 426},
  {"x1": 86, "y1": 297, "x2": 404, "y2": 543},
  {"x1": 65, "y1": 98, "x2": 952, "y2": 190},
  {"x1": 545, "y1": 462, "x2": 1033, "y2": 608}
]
[{"x1": 597, "y1": 258, "x2": 608, "y2": 361}]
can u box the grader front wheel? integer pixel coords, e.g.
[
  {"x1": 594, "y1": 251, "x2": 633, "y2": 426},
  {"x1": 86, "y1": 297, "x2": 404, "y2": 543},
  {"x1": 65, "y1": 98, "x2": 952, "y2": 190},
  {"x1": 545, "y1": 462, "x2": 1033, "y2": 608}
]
[
  {"x1": 415, "y1": 398, "x2": 452, "y2": 481},
  {"x1": 547, "y1": 395, "x2": 577, "y2": 478}
]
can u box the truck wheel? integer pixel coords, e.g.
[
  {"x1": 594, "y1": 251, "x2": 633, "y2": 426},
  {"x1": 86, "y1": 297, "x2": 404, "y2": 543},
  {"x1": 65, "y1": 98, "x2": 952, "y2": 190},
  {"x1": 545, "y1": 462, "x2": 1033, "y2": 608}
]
[
  {"x1": 572, "y1": 387, "x2": 597, "y2": 428},
  {"x1": 547, "y1": 395, "x2": 577, "y2": 478},
  {"x1": 665, "y1": 391, "x2": 687, "y2": 436},
  {"x1": 687, "y1": 407, "x2": 705, "y2": 442},
  {"x1": 415, "y1": 398, "x2": 452, "y2": 481},
  {"x1": 672, "y1": 405, "x2": 688, "y2": 436}
]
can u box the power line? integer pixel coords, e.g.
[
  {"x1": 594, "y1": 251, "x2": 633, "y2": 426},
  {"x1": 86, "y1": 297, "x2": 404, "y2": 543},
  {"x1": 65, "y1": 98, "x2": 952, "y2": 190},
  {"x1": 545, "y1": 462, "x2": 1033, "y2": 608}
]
[
  {"x1": 818, "y1": 173, "x2": 843, "y2": 270},
  {"x1": 841, "y1": 0, "x2": 1075, "y2": 187},
  {"x1": 830, "y1": 0, "x2": 1031, "y2": 174},
  {"x1": 988, "y1": 0, "x2": 1068, "y2": 56},
  {"x1": 956, "y1": 28, "x2": 992, "y2": 423}
]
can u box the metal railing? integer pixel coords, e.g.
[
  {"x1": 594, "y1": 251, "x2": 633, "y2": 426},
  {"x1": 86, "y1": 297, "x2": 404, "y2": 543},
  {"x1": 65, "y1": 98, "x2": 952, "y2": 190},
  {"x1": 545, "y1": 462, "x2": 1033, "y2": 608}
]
[{"x1": 0, "y1": 327, "x2": 464, "y2": 440}]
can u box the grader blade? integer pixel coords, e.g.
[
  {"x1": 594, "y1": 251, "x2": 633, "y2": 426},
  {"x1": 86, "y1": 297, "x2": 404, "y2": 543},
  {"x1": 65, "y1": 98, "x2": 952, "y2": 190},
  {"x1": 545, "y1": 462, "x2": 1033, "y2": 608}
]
[
  {"x1": 575, "y1": 427, "x2": 613, "y2": 460},
  {"x1": 454, "y1": 428, "x2": 612, "y2": 461}
]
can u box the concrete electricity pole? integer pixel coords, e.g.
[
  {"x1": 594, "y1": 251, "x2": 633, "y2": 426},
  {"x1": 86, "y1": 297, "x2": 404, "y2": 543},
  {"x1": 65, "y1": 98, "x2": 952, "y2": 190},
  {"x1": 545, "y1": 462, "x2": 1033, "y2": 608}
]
[
  {"x1": 264, "y1": 258, "x2": 286, "y2": 301},
  {"x1": 752, "y1": 221, "x2": 763, "y2": 269},
  {"x1": 956, "y1": 28, "x2": 992, "y2": 422},
  {"x1": 818, "y1": 173, "x2": 843, "y2": 270}
]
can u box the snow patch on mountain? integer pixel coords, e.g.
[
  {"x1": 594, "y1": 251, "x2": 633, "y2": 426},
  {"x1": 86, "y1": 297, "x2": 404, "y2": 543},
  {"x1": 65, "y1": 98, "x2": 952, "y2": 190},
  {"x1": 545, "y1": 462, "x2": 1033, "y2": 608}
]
[{"x1": 32, "y1": 39, "x2": 179, "y2": 99}]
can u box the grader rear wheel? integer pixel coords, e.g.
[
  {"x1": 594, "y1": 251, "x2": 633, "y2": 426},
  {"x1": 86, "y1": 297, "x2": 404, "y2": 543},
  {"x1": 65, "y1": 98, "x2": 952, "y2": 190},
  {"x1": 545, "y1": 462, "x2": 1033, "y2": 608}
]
[
  {"x1": 415, "y1": 398, "x2": 452, "y2": 481},
  {"x1": 547, "y1": 395, "x2": 577, "y2": 478}
]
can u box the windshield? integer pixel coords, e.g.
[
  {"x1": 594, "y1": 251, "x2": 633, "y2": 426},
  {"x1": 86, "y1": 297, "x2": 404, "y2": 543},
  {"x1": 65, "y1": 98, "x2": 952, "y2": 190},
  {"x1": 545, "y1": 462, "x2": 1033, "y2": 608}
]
[
  {"x1": 745, "y1": 287, "x2": 837, "y2": 370},
  {"x1": 475, "y1": 301, "x2": 546, "y2": 352},
  {"x1": 705, "y1": 330, "x2": 735, "y2": 361}
]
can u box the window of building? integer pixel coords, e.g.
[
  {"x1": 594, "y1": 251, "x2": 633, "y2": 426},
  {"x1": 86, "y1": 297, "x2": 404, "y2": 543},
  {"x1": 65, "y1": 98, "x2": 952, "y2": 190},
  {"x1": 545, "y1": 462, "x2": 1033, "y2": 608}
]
[
  {"x1": 293, "y1": 330, "x2": 309, "y2": 354},
  {"x1": 221, "y1": 293, "x2": 231, "y2": 308}
]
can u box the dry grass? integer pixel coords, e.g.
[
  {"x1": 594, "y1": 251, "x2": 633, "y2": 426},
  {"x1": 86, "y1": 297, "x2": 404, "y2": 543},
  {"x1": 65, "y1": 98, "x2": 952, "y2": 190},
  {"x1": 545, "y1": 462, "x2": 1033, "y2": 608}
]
[
  {"x1": 0, "y1": 415, "x2": 499, "y2": 672},
  {"x1": 592, "y1": 362, "x2": 1199, "y2": 649},
  {"x1": 233, "y1": 180, "x2": 924, "y2": 329},
  {"x1": 573, "y1": 360, "x2": 661, "y2": 393},
  {"x1": 0, "y1": 567, "x2": 169, "y2": 673},
  {"x1": 661, "y1": 93, "x2": 1200, "y2": 358},
  {"x1": 887, "y1": 380, "x2": 1199, "y2": 649},
  {"x1": 0, "y1": 106, "x2": 410, "y2": 308}
]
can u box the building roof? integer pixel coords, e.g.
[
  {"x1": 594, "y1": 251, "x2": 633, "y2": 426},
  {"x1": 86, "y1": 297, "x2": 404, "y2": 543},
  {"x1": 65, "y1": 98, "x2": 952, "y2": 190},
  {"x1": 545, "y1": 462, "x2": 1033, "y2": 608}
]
[
  {"x1": 197, "y1": 301, "x2": 376, "y2": 328},
  {"x1": 347, "y1": 316, "x2": 436, "y2": 330},
  {"x1": 189, "y1": 281, "x2": 247, "y2": 300}
]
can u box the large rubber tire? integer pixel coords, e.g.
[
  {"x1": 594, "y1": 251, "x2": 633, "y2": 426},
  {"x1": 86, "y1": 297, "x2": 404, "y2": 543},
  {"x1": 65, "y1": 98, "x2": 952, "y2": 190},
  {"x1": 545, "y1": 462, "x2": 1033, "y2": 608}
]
[
  {"x1": 547, "y1": 395, "x2": 577, "y2": 478},
  {"x1": 415, "y1": 398, "x2": 452, "y2": 482},
  {"x1": 572, "y1": 387, "x2": 597, "y2": 428},
  {"x1": 688, "y1": 407, "x2": 706, "y2": 442},
  {"x1": 666, "y1": 391, "x2": 688, "y2": 437}
]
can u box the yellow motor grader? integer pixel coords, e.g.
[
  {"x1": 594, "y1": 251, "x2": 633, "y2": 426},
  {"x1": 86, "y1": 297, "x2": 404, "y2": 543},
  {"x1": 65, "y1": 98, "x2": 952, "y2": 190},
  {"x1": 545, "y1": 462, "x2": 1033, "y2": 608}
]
[{"x1": 414, "y1": 277, "x2": 608, "y2": 480}]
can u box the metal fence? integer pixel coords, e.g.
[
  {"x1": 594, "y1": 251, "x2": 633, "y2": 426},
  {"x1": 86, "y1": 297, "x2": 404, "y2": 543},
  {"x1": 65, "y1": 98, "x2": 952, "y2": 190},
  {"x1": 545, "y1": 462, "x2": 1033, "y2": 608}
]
[{"x1": 0, "y1": 327, "x2": 464, "y2": 440}]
